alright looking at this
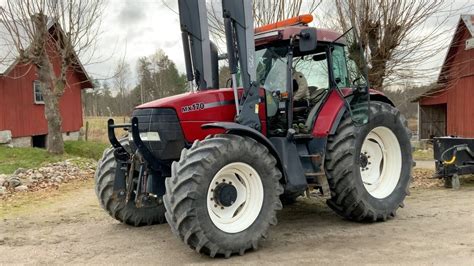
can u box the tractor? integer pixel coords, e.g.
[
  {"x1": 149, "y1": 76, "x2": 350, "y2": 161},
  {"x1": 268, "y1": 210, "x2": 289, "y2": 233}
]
[{"x1": 95, "y1": 0, "x2": 413, "y2": 258}]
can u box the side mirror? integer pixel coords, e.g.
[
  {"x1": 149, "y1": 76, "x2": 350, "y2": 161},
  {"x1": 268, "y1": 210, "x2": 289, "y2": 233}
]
[{"x1": 299, "y1": 28, "x2": 317, "y2": 52}]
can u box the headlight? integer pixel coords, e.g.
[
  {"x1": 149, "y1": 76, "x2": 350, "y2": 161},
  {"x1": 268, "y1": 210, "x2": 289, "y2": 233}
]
[{"x1": 129, "y1": 131, "x2": 161, "y2": 142}]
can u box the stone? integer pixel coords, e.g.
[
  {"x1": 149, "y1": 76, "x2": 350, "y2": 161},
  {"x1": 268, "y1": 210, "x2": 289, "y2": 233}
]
[
  {"x1": 13, "y1": 168, "x2": 27, "y2": 175},
  {"x1": 0, "y1": 186, "x2": 6, "y2": 196},
  {"x1": 0, "y1": 174, "x2": 6, "y2": 185},
  {"x1": 0, "y1": 130, "x2": 12, "y2": 144},
  {"x1": 14, "y1": 185, "x2": 28, "y2": 192},
  {"x1": 7, "y1": 176, "x2": 21, "y2": 188}
]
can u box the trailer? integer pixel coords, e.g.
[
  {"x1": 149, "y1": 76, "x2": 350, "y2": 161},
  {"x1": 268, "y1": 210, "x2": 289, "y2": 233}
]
[{"x1": 434, "y1": 137, "x2": 474, "y2": 189}]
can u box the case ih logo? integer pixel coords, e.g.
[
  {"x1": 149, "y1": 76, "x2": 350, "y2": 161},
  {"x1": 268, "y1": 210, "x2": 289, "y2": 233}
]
[{"x1": 181, "y1": 102, "x2": 205, "y2": 113}]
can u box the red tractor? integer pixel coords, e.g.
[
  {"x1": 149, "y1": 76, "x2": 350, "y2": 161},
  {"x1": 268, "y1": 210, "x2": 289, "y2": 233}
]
[{"x1": 95, "y1": 0, "x2": 412, "y2": 258}]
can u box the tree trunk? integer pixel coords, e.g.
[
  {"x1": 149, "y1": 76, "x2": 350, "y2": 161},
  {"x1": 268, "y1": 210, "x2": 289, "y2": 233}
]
[
  {"x1": 43, "y1": 91, "x2": 65, "y2": 154},
  {"x1": 37, "y1": 55, "x2": 65, "y2": 154},
  {"x1": 368, "y1": 57, "x2": 387, "y2": 91}
]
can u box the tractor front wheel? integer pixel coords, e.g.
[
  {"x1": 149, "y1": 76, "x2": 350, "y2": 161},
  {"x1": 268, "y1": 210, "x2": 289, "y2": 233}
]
[
  {"x1": 163, "y1": 134, "x2": 283, "y2": 258},
  {"x1": 95, "y1": 141, "x2": 166, "y2": 226},
  {"x1": 324, "y1": 101, "x2": 412, "y2": 221}
]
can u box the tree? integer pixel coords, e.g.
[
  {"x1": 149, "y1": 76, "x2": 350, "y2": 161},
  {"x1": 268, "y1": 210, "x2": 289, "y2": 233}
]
[
  {"x1": 135, "y1": 49, "x2": 186, "y2": 102},
  {"x1": 0, "y1": 0, "x2": 103, "y2": 154},
  {"x1": 332, "y1": 0, "x2": 457, "y2": 90},
  {"x1": 136, "y1": 57, "x2": 154, "y2": 104},
  {"x1": 218, "y1": 65, "x2": 231, "y2": 88},
  {"x1": 112, "y1": 61, "x2": 132, "y2": 115}
]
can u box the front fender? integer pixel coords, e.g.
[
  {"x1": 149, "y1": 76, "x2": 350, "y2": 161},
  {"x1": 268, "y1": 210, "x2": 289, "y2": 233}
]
[{"x1": 202, "y1": 122, "x2": 287, "y2": 182}]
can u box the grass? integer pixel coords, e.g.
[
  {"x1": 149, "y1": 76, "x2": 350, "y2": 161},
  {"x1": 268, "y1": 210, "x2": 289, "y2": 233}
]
[
  {"x1": 64, "y1": 140, "x2": 109, "y2": 160},
  {"x1": 413, "y1": 148, "x2": 434, "y2": 161},
  {"x1": 0, "y1": 146, "x2": 68, "y2": 174},
  {"x1": 84, "y1": 116, "x2": 128, "y2": 143},
  {"x1": 0, "y1": 140, "x2": 109, "y2": 175}
]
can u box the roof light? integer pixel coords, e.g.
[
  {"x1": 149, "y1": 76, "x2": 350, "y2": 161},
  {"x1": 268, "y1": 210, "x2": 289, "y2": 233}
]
[{"x1": 255, "y1": 14, "x2": 313, "y2": 34}]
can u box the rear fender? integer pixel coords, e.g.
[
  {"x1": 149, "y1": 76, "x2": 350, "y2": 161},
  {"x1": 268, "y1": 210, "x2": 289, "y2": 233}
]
[
  {"x1": 202, "y1": 122, "x2": 288, "y2": 183},
  {"x1": 313, "y1": 90, "x2": 394, "y2": 137}
]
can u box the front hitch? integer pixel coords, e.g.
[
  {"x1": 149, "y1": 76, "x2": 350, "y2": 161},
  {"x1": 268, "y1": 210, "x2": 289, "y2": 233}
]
[
  {"x1": 107, "y1": 119, "x2": 131, "y2": 200},
  {"x1": 108, "y1": 117, "x2": 167, "y2": 207}
]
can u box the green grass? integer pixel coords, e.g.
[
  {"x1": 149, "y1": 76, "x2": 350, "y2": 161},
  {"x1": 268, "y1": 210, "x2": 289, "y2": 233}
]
[
  {"x1": 0, "y1": 141, "x2": 110, "y2": 175},
  {"x1": 0, "y1": 146, "x2": 68, "y2": 174},
  {"x1": 413, "y1": 148, "x2": 434, "y2": 161},
  {"x1": 64, "y1": 140, "x2": 109, "y2": 160}
]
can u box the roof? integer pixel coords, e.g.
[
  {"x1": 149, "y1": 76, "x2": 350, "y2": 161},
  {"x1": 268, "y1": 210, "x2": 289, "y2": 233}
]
[
  {"x1": 413, "y1": 14, "x2": 474, "y2": 102},
  {"x1": 0, "y1": 20, "x2": 93, "y2": 89},
  {"x1": 255, "y1": 25, "x2": 345, "y2": 47}
]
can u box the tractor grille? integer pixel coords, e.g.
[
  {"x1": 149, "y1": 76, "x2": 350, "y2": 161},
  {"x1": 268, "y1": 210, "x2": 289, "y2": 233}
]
[{"x1": 131, "y1": 108, "x2": 186, "y2": 160}]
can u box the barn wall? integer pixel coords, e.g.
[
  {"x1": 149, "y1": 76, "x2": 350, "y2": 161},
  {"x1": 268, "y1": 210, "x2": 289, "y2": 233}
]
[
  {"x1": 419, "y1": 20, "x2": 474, "y2": 138},
  {"x1": 0, "y1": 63, "x2": 84, "y2": 138},
  {"x1": 445, "y1": 25, "x2": 474, "y2": 138}
]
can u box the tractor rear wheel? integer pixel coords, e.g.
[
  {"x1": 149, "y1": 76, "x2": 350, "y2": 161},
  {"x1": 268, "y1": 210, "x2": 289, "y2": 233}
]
[
  {"x1": 95, "y1": 141, "x2": 166, "y2": 226},
  {"x1": 324, "y1": 101, "x2": 412, "y2": 222},
  {"x1": 163, "y1": 134, "x2": 283, "y2": 258}
]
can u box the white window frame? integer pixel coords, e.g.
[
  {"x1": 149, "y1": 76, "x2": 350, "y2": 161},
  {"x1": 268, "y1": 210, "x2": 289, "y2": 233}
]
[{"x1": 33, "y1": 80, "x2": 44, "y2": 104}]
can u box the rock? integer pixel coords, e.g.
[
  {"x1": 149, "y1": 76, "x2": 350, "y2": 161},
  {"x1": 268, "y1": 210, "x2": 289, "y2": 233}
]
[
  {"x1": 0, "y1": 186, "x2": 6, "y2": 196},
  {"x1": 0, "y1": 174, "x2": 6, "y2": 185},
  {"x1": 14, "y1": 185, "x2": 28, "y2": 192},
  {"x1": 0, "y1": 130, "x2": 12, "y2": 144},
  {"x1": 7, "y1": 176, "x2": 21, "y2": 188},
  {"x1": 13, "y1": 168, "x2": 27, "y2": 175}
]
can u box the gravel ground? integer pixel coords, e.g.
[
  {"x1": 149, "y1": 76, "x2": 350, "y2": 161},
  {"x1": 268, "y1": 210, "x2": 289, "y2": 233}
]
[{"x1": 0, "y1": 178, "x2": 473, "y2": 264}]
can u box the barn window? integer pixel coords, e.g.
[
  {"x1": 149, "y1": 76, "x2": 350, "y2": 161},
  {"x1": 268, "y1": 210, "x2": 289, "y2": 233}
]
[{"x1": 33, "y1": 80, "x2": 44, "y2": 104}]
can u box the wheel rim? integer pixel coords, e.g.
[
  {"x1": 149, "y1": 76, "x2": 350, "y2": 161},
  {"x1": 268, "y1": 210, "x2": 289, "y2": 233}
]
[
  {"x1": 207, "y1": 162, "x2": 264, "y2": 233},
  {"x1": 360, "y1": 126, "x2": 402, "y2": 199}
]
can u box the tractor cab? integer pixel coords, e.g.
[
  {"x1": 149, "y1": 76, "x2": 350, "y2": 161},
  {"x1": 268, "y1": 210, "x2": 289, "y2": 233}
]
[
  {"x1": 251, "y1": 22, "x2": 368, "y2": 137},
  {"x1": 241, "y1": 19, "x2": 370, "y2": 138}
]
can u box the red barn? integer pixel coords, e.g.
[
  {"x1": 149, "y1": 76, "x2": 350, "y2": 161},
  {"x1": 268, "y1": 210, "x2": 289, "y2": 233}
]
[
  {"x1": 415, "y1": 15, "x2": 474, "y2": 139},
  {"x1": 0, "y1": 22, "x2": 93, "y2": 147}
]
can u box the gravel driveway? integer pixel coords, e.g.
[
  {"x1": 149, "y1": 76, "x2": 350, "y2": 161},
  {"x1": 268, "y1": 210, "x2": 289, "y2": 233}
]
[{"x1": 0, "y1": 180, "x2": 473, "y2": 264}]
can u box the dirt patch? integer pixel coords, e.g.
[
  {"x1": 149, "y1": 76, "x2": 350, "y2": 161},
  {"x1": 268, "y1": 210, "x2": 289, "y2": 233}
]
[{"x1": 1, "y1": 178, "x2": 473, "y2": 264}]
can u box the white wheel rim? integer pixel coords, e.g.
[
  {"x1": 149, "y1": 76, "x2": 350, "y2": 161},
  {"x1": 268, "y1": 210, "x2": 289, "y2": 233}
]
[
  {"x1": 360, "y1": 126, "x2": 402, "y2": 199},
  {"x1": 207, "y1": 162, "x2": 264, "y2": 233}
]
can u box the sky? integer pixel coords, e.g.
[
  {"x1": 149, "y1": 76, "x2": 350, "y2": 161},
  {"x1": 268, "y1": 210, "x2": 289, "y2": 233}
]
[
  {"x1": 86, "y1": 0, "x2": 473, "y2": 88},
  {"x1": 1, "y1": 0, "x2": 473, "y2": 89},
  {"x1": 85, "y1": 0, "x2": 185, "y2": 82}
]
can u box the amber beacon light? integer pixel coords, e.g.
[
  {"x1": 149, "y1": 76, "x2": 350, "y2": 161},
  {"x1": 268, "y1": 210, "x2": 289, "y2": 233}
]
[{"x1": 255, "y1": 14, "x2": 314, "y2": 33}]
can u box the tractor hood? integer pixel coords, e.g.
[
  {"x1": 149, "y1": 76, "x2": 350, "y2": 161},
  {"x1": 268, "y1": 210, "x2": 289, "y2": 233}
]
[{"x1": 136, "y1": 88, "x2": 239, "y2": 122}]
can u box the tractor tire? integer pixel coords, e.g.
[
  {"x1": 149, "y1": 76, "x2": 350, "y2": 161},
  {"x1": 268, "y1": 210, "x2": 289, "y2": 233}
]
[
  {"x1": 95, "y1": 140, "x2": 166, "y2": 226},
  {"x1": 324, "y1": 101, "x2": 412, "y2": 222},
  {"x1": 163, "y1": 134, "x2": 283, "y2": 258}
]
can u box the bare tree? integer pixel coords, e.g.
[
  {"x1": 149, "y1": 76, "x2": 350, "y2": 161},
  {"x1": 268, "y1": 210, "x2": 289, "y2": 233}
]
[
  {"x1": 0, "y1": 0, "x2": 103, "y2": 154},
  {"x1": 332, "y1": 0, "x2": 466, "y2": 90},
  {"x1": 208, "y1": 0, "x2": 321, "y2": 44},
  {"x1": 112, "y1": 61, "x2": 131, "y2": 115}
]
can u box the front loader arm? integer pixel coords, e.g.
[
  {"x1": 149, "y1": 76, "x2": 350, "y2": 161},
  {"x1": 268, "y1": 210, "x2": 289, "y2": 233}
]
[
  {"x1": 178, "y1": 0, "x2": 217, "y2": 90},
  {"x1": 222, "y1": 0, "x2": 261, "y2": 130}
]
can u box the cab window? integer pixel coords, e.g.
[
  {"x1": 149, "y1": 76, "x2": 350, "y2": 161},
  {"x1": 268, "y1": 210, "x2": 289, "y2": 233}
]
[{"x1": 331, "y1": 45, "x2": 351, "y2": 88}]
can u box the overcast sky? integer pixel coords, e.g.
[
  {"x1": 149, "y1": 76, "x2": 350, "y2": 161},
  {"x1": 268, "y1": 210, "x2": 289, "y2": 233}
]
[
  {"x1": 1, "y1": 0, "x2": 473, "y2": 88},
  {"x1": 85, "y1": 0, "x2": 184, "y2": 82}
]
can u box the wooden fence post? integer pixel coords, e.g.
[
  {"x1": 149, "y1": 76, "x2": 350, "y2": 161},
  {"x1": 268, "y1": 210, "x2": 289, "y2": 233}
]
[{"x1": 85, "y1": 121, "x2": 89, "y2": 141}]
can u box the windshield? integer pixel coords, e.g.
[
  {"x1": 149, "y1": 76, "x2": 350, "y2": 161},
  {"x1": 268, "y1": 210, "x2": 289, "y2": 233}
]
[{"x1": 255, "y1": 46, "x2": 289, "y2": 92}]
